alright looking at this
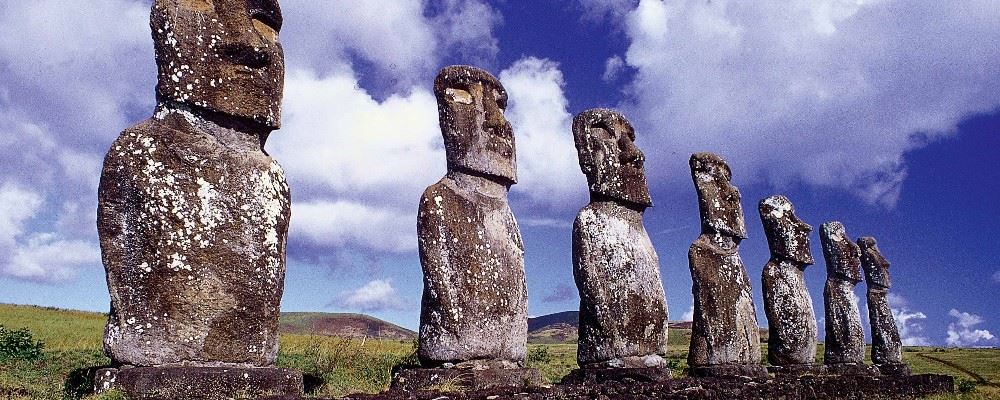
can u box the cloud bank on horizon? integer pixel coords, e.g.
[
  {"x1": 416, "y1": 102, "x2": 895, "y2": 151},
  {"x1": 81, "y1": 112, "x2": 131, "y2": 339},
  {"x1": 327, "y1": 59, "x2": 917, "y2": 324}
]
[{"x1": 0, "y1": 0, "x2": 997, "y2": 346}]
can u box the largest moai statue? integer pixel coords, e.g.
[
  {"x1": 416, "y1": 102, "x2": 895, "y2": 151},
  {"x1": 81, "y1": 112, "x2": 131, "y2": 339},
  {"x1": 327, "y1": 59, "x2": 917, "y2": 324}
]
[
  {"x1": 820, "y1": 222, "x2": 877, "y2": 375},
  {"x1": 859, "y1": 237, "x2": 911, "y2": 376},
  {"x1": 687, "y1": 153, "x2": 766, "y2": 378},
  {"x1": 394, "y1": 65, "x2": 541, "y2": 391},
  {"x1": 562, "y1": 109, "x2": 670, "y2": 384},
  {"x1": 95, "y1": 0, "x2": 300, "y2": 396},
  {"x1": 759, "y1": 195, "x2": 822, "y2": 374}
]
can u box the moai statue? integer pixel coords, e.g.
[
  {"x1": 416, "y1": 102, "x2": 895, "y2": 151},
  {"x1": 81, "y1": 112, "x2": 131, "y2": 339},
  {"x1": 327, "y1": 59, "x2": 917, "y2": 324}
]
[
  {"x1": 759, "y1": 195, "x2": 822, "y2": 375},
  {"x1": 562, "y1": 109, "x2": 670, "y2": 384},
  {"x1": 95, "y1": 0, "x2": 301, "y2": 397},
  {"x1": 687, "y1": 153, "x2": 766, "y2": 378},
  {"x1": 820, "y1": 222, "x2": 877, "y2": 375},
  {"x1": 393, "y1": 65, "x2": 541, "y2": 391},
  {"x1": 859, "y1": 237, "x2": 911, "y2": 376}
]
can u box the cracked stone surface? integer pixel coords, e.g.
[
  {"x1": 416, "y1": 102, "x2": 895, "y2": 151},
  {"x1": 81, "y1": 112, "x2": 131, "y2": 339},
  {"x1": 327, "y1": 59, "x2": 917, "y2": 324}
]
[
  {"x1": 759, "y1": 195, "x2": 818, "y2": 367},
  {"x1": 98, "y1": 0, "x2": 290, "y2": 368},
  {"x1": 686, "y1": 153, "x2": 763, "y2": 373},
  {"x1": 416, "y1": 65, "x2": 527, "y2": 367},
  {"x1": 571, "y1": 109, "x2": 668, "y2": 369},
  {"x1": 859, "y1": 236, "x2": 905, "y2": 368},
  {"x1": 820, "y1": 221, "x2": 866, "y2": 366}
]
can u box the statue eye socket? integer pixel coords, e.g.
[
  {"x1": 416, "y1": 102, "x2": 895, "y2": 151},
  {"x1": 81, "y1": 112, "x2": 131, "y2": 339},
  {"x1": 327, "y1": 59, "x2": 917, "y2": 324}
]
[
  {"x1": 492, "y1": 89, "x2": 507, "y2": 111},
  {"x1": 249, "y1": 0, "x2": 283, "y2": 35},
  {"x1": 445, "y1": 88, "x2": 473, "y2": 105},
  {"x1": 589, "y1": 123, "x2": 614, "y2": 141},
  {"x1": 252, "y1": 18, "x2": 279, "y2": 41}
]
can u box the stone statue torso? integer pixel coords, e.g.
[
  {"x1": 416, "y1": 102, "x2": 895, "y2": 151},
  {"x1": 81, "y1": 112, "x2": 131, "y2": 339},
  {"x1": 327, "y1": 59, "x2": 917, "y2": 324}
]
[
  {"x1": 687, "y1": 236, "x2": 761, "y2": 366},
  {"x1": 762, "y1": 260, "x2": 817, "y2": 365},
  {"x1": 416, "y1": 176, "x2": 527, "y2": 364},
  {"x1": 98, "y1": 110, "x2": 290, "y2": 366},
  {"x1": 573, "y1": 202, "x2": 667, "y2": 365}
]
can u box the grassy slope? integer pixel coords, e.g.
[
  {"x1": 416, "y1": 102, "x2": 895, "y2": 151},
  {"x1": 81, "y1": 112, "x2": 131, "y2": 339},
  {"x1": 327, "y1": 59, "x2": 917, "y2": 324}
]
[
  {"x1": 2, "y1": 304, "x2": 998, "y2": 399},
  {"x1": 280, "y1": 312, "x2": 416, "y2": 340}
]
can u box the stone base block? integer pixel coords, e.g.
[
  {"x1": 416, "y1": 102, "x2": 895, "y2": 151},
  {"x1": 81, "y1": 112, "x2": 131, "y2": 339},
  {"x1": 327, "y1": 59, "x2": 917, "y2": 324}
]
[
  {"x1": 390, "y1": 367, "x2": 544, "y2": 392},
  {"x1": 767, "y1": 364, "x2": 827, "y2": 376},
  {"x1": 560, "y1": 367, "x2": 672, "y2": 384},
  {"x1": 347, "y1": 373, "x2": 953, "y2": 399},
  {"x1": 94, "y1": 366, "x2": 303, "y2": 400},
  {"x1": 876, "y1": 363, "x2": 912, "y2": 376},
  {"x1": 823, "y1": 362, "x2": 881, "y2": 376},
  {"x1": 689, "y1": 364, "x2": 769, "y2": 378}
]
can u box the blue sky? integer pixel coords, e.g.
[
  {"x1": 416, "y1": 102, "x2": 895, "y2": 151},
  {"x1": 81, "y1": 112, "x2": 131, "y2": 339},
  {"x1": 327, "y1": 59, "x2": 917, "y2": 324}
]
[{"x1": 0, "y1": 0, "x2": 997, "y2": 347}]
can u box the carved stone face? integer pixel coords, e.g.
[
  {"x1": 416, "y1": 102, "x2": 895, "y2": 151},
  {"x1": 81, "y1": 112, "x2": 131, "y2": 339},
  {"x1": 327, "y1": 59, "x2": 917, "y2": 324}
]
[
  {"x1": 434, "y1": 65, "x2": 516, "y2": 184},
  {"x1": 573, "y1": 109, "x2": 652, "y2": 208},
  {"x1": 858, "y1": 237, "x2": 891, "y2": 289},
  {"x1": 152, "y1": 0, "x2": 284, "y2": 128},
  {"x1": 759, "y1": 195, "x2": 814, "y2": 265},
  {"x1": 820, "y1": 221, "x2": 862, "y2": 283},
  {"x1": 690, "y1": 152, "x2": 747, "y2": 239}
]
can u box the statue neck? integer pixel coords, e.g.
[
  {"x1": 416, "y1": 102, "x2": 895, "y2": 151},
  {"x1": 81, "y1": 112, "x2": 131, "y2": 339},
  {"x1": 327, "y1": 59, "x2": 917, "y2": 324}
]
[
  {"x1": 447, "y1": 170, "x2": 509, "y2": 198},
  {"x1": 155, "y1": 102, "x2": 271, "y2": 149},
  {"x1": 706, "y1": 231, "x2": 738, "y2": 251},
  {"x1": 589, "y1": 192, "x2": 647, "y2": 214}
]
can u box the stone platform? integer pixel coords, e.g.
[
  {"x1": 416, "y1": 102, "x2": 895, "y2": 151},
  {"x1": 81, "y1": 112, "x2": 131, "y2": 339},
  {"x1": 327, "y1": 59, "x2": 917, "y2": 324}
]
[
  {"x1": 346, "y1": 373, "x2": 953, "y2": 400},
  {"x1": 94, "y1": 366, "x2": 303, "y2": 400},
  {"x1": 688, "y1": 364, "x2": 769, "y2": 378},
  {"x1": 390, "y1": 367, "x2": 543, "y2": 392},
  {"x1": 560, "y1": 367, "x2": 673, "y2": 384}
]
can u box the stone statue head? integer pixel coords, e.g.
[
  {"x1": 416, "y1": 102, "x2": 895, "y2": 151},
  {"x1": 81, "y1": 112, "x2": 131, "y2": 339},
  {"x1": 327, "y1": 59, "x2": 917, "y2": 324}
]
[
  {"x1": 690, "y1": 152, "x2": 747, "y2": 239},
  {"x1": 858, "y1": 236, "x2": 891, "y2": 289},
  {"x1": 759, "y1": 195, "x2": 814, "y2": 265},
  {"x1": 572, "y1": 108, "x2": 652, "y2": 208},
  {"x1": 151, "y1": 0, "x2": 285, "y2": 129},
  {"x1": 819, "y1": 221, "x2": 862, "y2": 283},
  {"x1": 434, "y1": 65, "x2": 516, "y2": 185}
]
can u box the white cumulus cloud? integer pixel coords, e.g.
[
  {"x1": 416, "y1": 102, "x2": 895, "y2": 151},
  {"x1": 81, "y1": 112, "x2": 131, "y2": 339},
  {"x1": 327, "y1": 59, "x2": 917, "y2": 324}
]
[
  {"x1": 0, "y1": 184, "x2": 100, "y2": 282},
  {"x1": 615, "y1": 0, "x2": 1000, "y2": 207},
  {"x1": 680, "y1": 304, "x2": 694, "y2": 321},
  {"x1": 500, "y1": 57, "x2": 588, "y2": 211},
  {"x1": 333, "y1": 279, "x2": 407, "y2": 312},
  {"x1": 0, "y1": 0, "x2": 152, "y2": 283},
  {"x1": 946, "y1": 309, "x2": 996, "y2": 347},
  {"x1": 888, "y1": 293, "x2": 931, "y2": 346}
]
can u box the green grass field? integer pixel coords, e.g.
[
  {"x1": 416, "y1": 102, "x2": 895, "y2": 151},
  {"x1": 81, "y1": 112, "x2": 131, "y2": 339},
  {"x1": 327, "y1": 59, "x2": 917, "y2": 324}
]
[{"x1": 2, "y1": 303, "x2": 998, "y2": 399}]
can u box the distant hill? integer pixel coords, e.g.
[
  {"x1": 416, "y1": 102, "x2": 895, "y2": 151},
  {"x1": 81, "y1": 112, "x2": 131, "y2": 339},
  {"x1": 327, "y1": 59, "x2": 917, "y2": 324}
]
[
  {"x1": 526, "y1": 311, "x2": 758, "y2": 345},
  {"x1": 279, "y1": 312, "x2": 415, "y2": 340},
  {"x1": 528, "y1": 311, "x2": 578, "y2": 332}
]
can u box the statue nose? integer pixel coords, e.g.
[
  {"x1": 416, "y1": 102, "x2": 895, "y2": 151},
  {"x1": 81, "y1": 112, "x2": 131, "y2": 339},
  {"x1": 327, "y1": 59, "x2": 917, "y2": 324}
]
[
  {"x1": 620, "y1": 137, "x2": 645, "y2": 166},
  {"x1": 482, "y1": 98, "x2": 508, "y2": 133},
  {"x1": 220, "y1": 39, "x2": 271, "y2": 69}
]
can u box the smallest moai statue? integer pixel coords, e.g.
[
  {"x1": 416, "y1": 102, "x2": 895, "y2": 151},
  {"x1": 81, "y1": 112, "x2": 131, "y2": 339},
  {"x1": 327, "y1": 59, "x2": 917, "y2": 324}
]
[
  {"x1": 562, "y1": 109, "x2": 671, "y2": 384},
  {"x1": 759, "y1": 196, "x2": 823, "y2": 375},
  {"x1": 859, "y1": 237, "x2": 911, "y2": 376},
  {"x1": 820, "y1": 222, "x2": 878, "y2": 375}
]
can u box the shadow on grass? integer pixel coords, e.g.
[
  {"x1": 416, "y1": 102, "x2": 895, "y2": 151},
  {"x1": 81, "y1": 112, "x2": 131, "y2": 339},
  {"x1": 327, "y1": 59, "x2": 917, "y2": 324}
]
[{"x1": 64, "y1": 365, "x2": 110, "y2": 399}]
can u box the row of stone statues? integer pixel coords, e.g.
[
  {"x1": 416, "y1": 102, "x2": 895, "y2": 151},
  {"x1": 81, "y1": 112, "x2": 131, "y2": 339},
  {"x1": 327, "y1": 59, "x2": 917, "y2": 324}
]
[
  {"x1": 406, "y1": 63, "x2": 910, "y2": 387},
  {"x1": 94, "y1": 0, "x2": 908, "y2": 396}
]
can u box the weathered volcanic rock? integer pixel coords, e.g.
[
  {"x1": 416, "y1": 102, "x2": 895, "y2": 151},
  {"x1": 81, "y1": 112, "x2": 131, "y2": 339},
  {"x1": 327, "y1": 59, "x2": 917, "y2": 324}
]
[
  {"x1": 346, "y1": 374, "x2": 955, "y2": 400},
  {"x1": 859, "y1": 236, "x2": 908, "y2": 374},
  {"x1": 94, "y1": 366, "x2": 302, "y2": 400},
  {"x1": 98, "y1": 0, "x2": 290, "y2": 369},
  {"x1": 820, "y1": 222, "x2": 868, "y2": 367},
  {"x1": 391, "y1": 366, "x2": 543, "y2": 392},
  {"x1": 759, "y1": 195, "x2": 819, "y2": 367},
  {"x1": 686, "y1": 153, "x2": 765, "y2": 377},
  {"x1": 571, "y1": 109, "x2": 668, "y2": 369},
  {"x1": 415, "y1": 66, "x2": 528, "y2": 367}
]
